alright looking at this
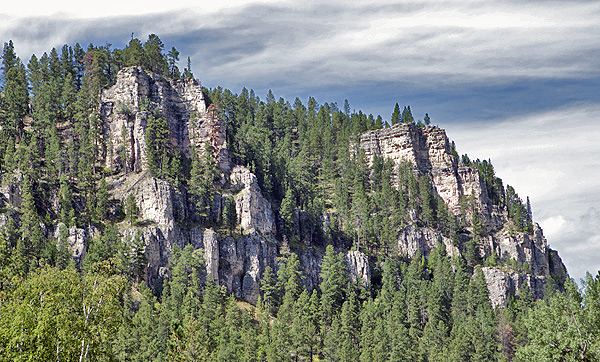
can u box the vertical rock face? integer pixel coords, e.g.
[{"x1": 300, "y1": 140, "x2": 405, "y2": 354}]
[
  {"x1": 359, "y1": 123, "x2": 504, "y2": 231},
  {"x1": 481, "y1": 266, "x2": 546, "y2": 307},
  {"x1": 397, "y1": 225, "x2": 460, "y2": 259},
  {"x1": 98, "y1": 67, "x2": 281, "y2": 303},
  {"x1": 229, "y1": 165, "x2": 276, "y2": 235},
  {"x1": 92, "y1": 66, "x2": 569, "y2": 307},
  {"x1": 54, "y1": 223, "x2": 88, "y2": 264},
  {"x1": 357, "y1": 123, "x2": 567, "y2": 305},
  {"x1": 218, "y1": 235, "x2": 278, "y2": 303},
  {"x1": 100, "y1": 66, "x2": 230, "y2": 174},
  {"x1": 346, "y1": 250, "x2": 371, "y2": 287}
]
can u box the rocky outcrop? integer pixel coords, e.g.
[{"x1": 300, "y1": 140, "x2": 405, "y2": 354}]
[
  {"x1": 397, "y1": 224, "x2": 460, "y2": 259},
  {"x1": 346, "y1": 250, "x2": 371, "y2": 287},
  {"x1": 54, "y1": 223, "x2": 89, "y2": 265},
  {"x1": 357, "y1": 123, "x2": 567, "y2": 305},
  {"x1": 358, "y1": 123, "x2": 504, "y2": 232},
  {"x1": 481, "y1": 266, "x2": 545, "y2": 307},
  {"x1": 93, "y1": 66, "x2": 570, "y2": 307},
  {"x1": 230, "y1": 165, "x2": 276, "y2": 235},
  {"x1": 491, "y1": 223, "x2": 549, "y2": 276},
  {"x1": 0, "y1": 171, "x2": 23, "y2": 208},
  {"x1": 219, "y1": 235, "x2": 278, "y2": 303},
  {"x1": 100, "y1": 66, "x2": 230, "y2": 175}
]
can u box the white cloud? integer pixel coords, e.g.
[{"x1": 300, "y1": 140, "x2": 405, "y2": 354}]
[
  {"x1": 2, "y1": 0, "x2": 599, "y2": 89},
  {"x1": 0, "y1": 0, "x2": 284, "y2": 18}
]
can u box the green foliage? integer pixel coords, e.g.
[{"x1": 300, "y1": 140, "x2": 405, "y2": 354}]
[
  {"x1": 0, "y1": 36, "x2": 588, "y2": 362},
  {"x1": 190, "y1": 143, "x2": 218, "y2": 221},
  {"x1": 0, "y1": 263, "x2": 126, "y2": 361},
  {"x1": 516, "y1": 276, "x2": 600, "y2": 361},
  {"x1": 125, "y1": 193, "x2": 139, "y2": 224},
  {"x1": 145, "y1": 114, "x2": 170, "y2": 178},
  {"x1": 222, "y1": 194, "x2": 237, "y2": 234}
]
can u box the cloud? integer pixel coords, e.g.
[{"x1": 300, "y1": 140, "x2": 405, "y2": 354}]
[{"x1": 4, "y1": 0, "x2": 600, "y2": 87}]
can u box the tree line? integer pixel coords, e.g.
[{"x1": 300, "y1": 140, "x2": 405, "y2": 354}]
[{"x1": 0, "y1": 36, "x2": 596, "y2": 361}]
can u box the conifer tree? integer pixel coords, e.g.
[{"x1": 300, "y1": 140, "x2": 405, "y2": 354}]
[
  {"x1": 125, "y1": 193, "x2": 139, "y2": 225},
  {"x1": 320, "y1": 245, "x2": 349, "y2": 326},
  {"x1": 222, "y1": 194, "x2": 237, "y2": 234},
  {"x1": 391, "y1": 103, "x2": 401, "y2": 125}
]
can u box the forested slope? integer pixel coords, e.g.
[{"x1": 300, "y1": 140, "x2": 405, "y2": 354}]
[{"x1": 0, "y1": 36, "x2": 598, "y2": 362}]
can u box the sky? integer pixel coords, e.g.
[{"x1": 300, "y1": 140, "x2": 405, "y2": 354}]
[{"x1": 1, "y1": 0, "x2": 599, "y2": 281}]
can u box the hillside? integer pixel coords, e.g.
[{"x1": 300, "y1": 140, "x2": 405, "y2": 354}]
[{"x1": 0, "y1": 38, "x2": 597, "y2": 362}]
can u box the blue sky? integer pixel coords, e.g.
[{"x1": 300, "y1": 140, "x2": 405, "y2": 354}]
[{"x1": 2, "y1": 0, "x2": 599, "y2": 281}]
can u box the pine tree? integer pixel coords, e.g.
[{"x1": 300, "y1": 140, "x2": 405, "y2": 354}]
[
  {"x1": 143, "y1": 34, "x2": 166, "y2": 75},
  {"x1": 260, "y1": 265, "x2": 278, "y2": 315},
  {"x1": 145, "y1": 114, "x2": 170, "y2": 178},
  {"x1": 320, "y1": 245, "x2": 349, "y2": 326},
  {"x1": 166, "y1": 47, "x2": 180, "y2": 78},
  {"x1": 182, "y1": 56, "x2": 194, "y2": 79},
  {"x1": 125, "y1": 193, "x2": 139, "y2": 225},
  {"x1": 279, "y1": 187, "x2": 297, "y2": 240},
  {"x1": 2, "y1": 45, "x2": 28, "y2": 140},
  {"x1": 190, "y1": 143, "x2": 218, "y2": 221},
  {"x1": 391, "y1": 103, "x2": 401, "y2": 125},
  {"x1": 95, "y1": 176, "x2": 109, "y2": 222},
  {"x1": 222, "y1": 194, "x2": 237, "y2": 234},
  {"x1": 339, "y1": 285, "x2": 361, "y2": 361}
]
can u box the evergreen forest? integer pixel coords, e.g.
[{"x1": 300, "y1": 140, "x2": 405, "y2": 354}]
[{"x1": 0, "y1": 35, "x2": 599, "y2": 361}]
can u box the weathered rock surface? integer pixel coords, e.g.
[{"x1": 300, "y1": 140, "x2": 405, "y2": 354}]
[
  {"x1": 357, "y1": 123, "x2": 567, "y2": 305},
  {"x1": 346, "y1": 250, "x2": 371, "y2": 287},
  {"x1": 397, "y1": 224, "x2": 460, "y2": 259},
  {"x1": 218, "y1": 235, "x2": 278, "y2": 303},
  {"x1": 100, "y1": 66, "x2": 230, "y2": 175},
  {"x1": 358, "y1": 123, "x2": 504, "y2": 232},
  {"x1": 230, "y1": 165, "x2": 276, "y2": 235},
  {"x1": 492, "y1": 223, "x2": 549, "y2": 277},
  {"x1": 90, "y1": 66, "x2": 571, "y2": 307},
  {"x1": 481, "y1": 266, "x2": 545, "y2": 307},
  {"x1": 54, "y1": 223, "x2": 88, "y2": 265}
]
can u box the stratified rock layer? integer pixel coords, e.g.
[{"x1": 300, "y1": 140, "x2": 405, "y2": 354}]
[
  {"x1": 69, "y1": 66, "x2": 566, "y2": 307},
  {"x1": 358, "y1": 123, "x2": 567, "y2": 307}
]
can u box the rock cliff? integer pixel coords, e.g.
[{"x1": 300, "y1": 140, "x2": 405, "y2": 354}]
[
  {"x1": 55, "y1": 66, "x2": 566, "y2": 308},
  {"x1": 358, "y1": 123, "x2": 567, "y2": 306}
]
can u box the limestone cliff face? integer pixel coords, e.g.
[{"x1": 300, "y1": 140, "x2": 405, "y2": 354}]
[
  {"x1": 346, "y1": 250, "x2": 371, "y2": 287},
  {"x1": 100, "y1": 66, "x2": 230, "y2": 175},
  {"x1": 397, "y1": 224, "x2": 460, "y2": 259},
  {"x1": 229, "y1": 165, "x2": 276, "y2": 235},
  {"x1": 357, "y1": 123, "x2": 567, "y2": 307},
  {"x1": 359, "y1": 123, "x2": 504, "y2": 232},
  {"x1": 84, "y1": 67, "x2": 566, "y2": 307},
  {"x1": 95, "y1": 67, "x2": 283, "y2": 302}
]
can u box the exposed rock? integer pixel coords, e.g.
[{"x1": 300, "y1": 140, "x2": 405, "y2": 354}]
[
  {"x1": 218, "y1": 235, "x2": 278, "y2": 304},
  {"x1": 230, "y1": 165, "x2": 276, "y2": 235},
  {"x1": 358, "y1": 123, "x2": 504, "y2": 232},
  {"x1": 481, "y1": 266, "x2": 545, "y2": 307},
  {"x1": 92, "y1": 66, "x2": 572, "y2": 308},
  {"x1": 201, "y1": 228, "x2": 220, "y2": 282},
  {"x1": 189, "y1": 105, "x2": 232, "y2": 175},
  {"x1": 0, "y1": 171, "x2": 23, "y2": 208},
  {"x1": 101, "y1": 66, "x2": 230, "y2": 175},
  {"x1": 54, "y1": 223, "x2": 88, "y2": 265},
  {"x1": 346, "y1": 250, "x2": 371, "y2": 287},
  {"x1": 492, "y1": 223, "x2": 549, "y2": 277},
  {"x1": 357, "y1": 124, "x2": 568, "y2": 303},
  {"x1": 298, "y1": 248, "x2": 323, "y2": 292},
  {"x1": 397, "y1": 224, "x2": 460, "y2": 259}
]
